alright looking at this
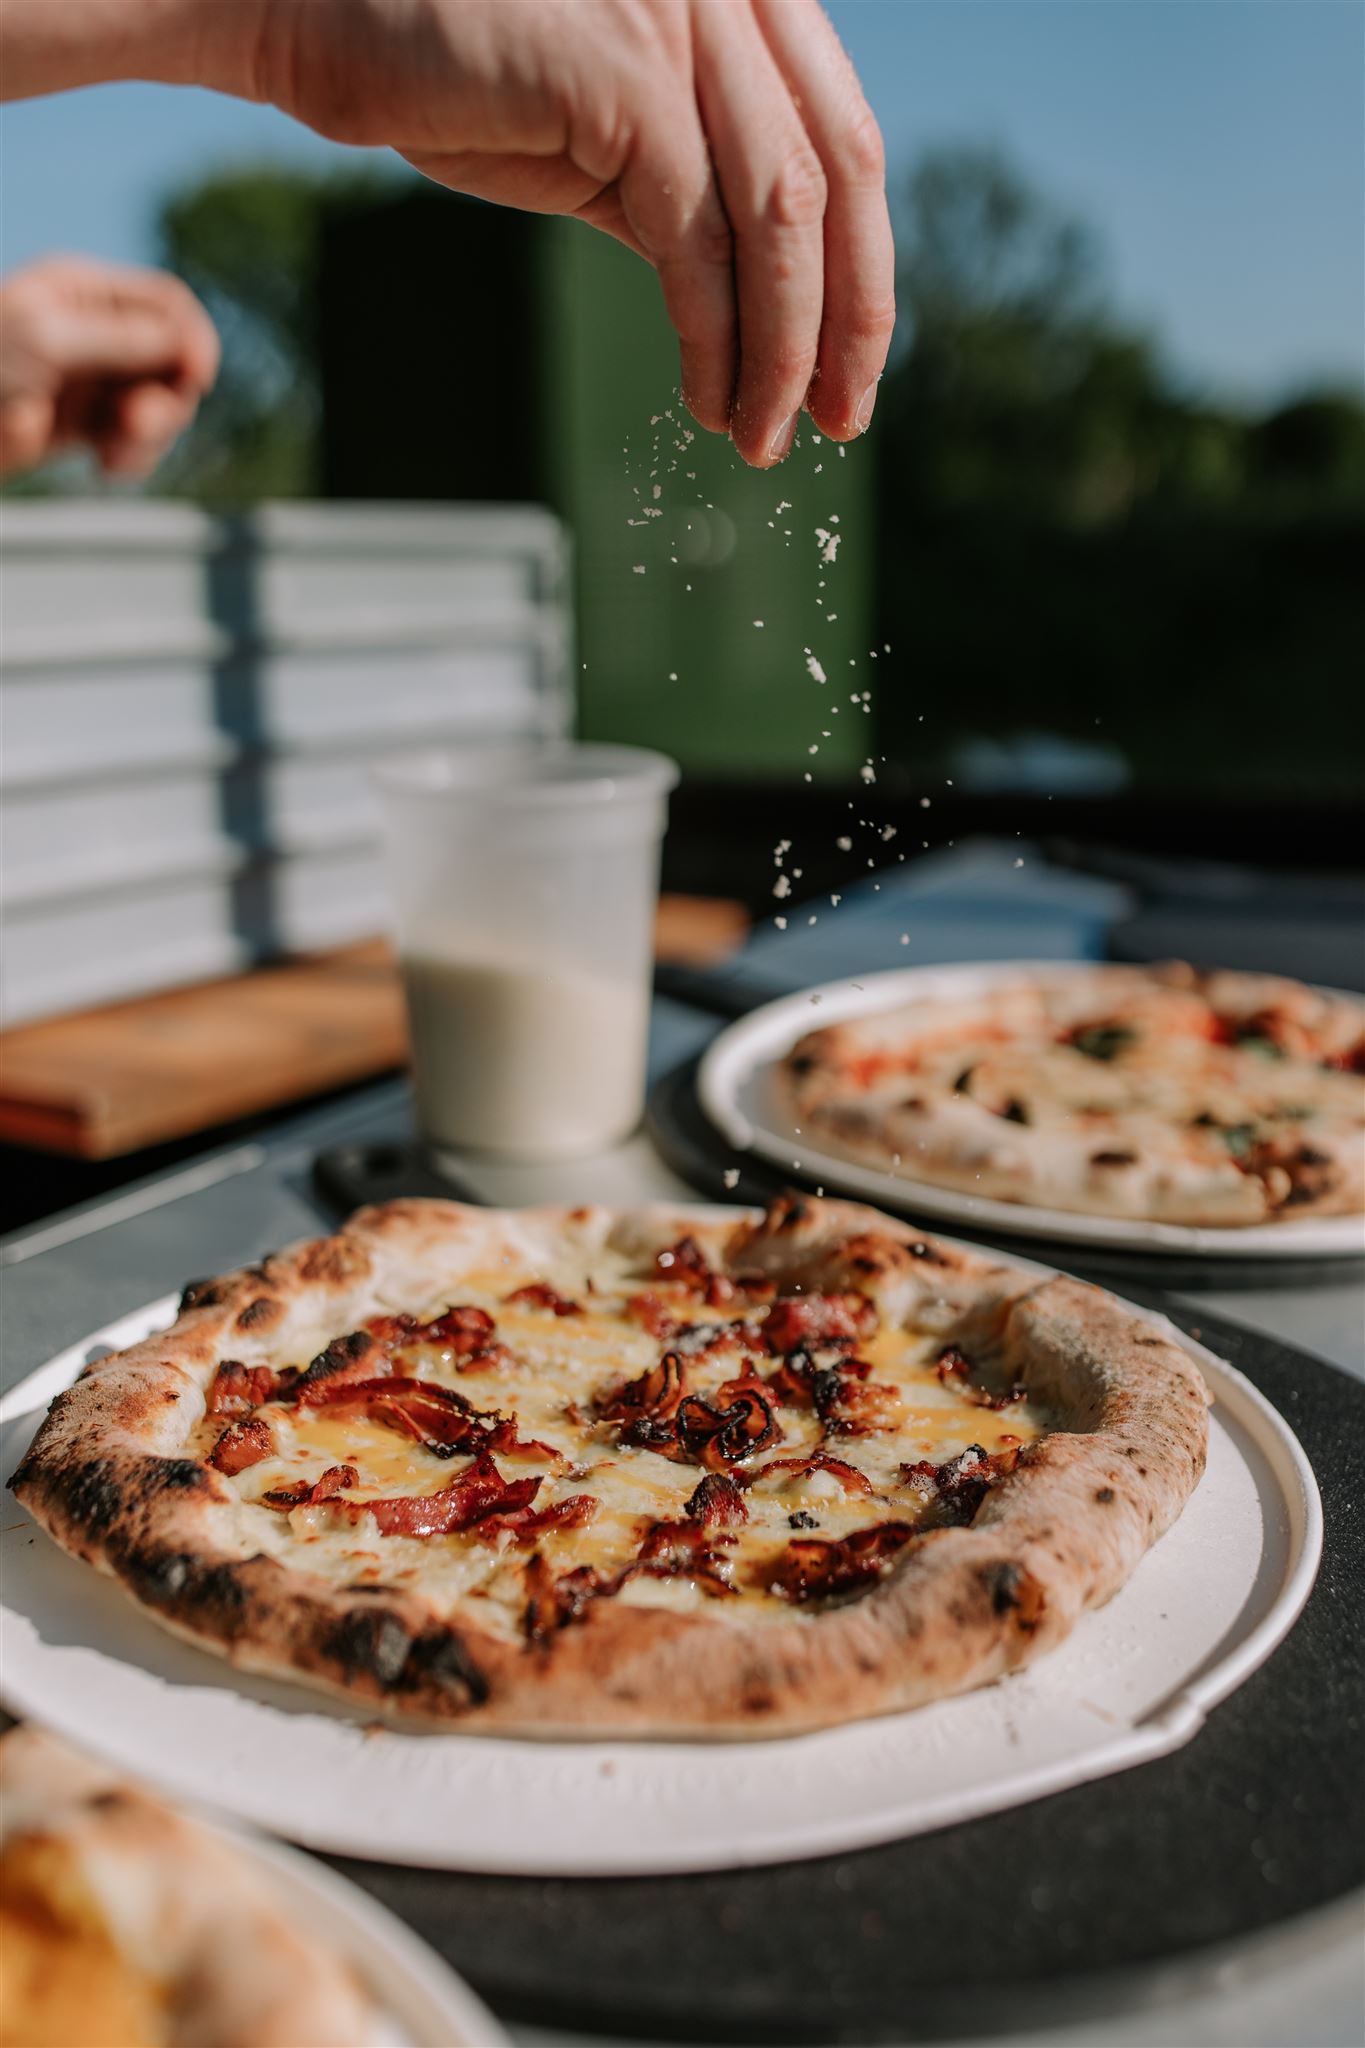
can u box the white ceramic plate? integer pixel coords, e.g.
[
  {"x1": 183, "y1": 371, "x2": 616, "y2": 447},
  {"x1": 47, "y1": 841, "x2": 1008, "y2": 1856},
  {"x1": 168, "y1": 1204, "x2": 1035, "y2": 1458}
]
[
  {"x1": 0, "y1": 1241, "x2": 1321, "y2": 1877},
  {"x1": 203, "y1": 1827, "x2": 509, "y2": 2047},
  {"x1": 697, "y1": 961, "x2": 1365, "y2": 1259}
]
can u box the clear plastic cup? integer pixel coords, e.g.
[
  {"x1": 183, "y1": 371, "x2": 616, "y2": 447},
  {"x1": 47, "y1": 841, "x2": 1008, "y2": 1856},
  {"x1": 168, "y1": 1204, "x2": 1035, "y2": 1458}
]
[{"x1": 374, "y1": 743, "x2": 679, "y2": 1160}]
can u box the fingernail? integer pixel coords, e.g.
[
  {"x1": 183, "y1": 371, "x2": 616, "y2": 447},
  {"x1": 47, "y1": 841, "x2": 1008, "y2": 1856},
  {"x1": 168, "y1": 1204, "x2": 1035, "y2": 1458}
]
[
  {"x1": 767, "y1": 414, "x2": 797, "y2": 463},
  {"x1": 855, "y1": 382, "x2": 878, "y2": 434}
]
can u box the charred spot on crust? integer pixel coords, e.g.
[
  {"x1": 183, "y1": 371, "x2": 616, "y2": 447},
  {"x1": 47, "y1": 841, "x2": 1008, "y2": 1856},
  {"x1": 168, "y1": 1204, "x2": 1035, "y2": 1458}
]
[
  {"x1": 1134, "y1": 1337, "x2": 1167, "y2": 1348},
  {"x1": 22, "y1": 1457, "x2": 124, "y2": 1534},
  {"x1": 179, "y1": 1277, "x2": 228, "y2": 1312},
  {"x1": 743, "y1": 1688, "x2": 776, "y2": 1715},
  {"x1": 981, "y1": 1560, "x2": 1045, "y2": 1631},
  {"x1": 323, "y1": 1607, "x2": 414, "y2": 1688},
  {"x1": 140, "y1": 1458, "x2": 209, "y2": 1496},
  {"x1": 122, "y1": 1550, "x2": 250, "y2": 1632},
  {"x1": 789, "y1": 1053, "x2": 818, "y2": 1077},
  {"x1": 235, "y1": 1296, "x2": 281, "y2": 1332},
  {"x1": 1095, "y1": 1486, "x2": 1116, "y2": 1503},
  {"x1": 1090, "y1": 1150, "x2": 1137, "y2": 1168},
  {"x1": 403, "y1": 1626, "x2": 490, "y2": 1705},
  {"x1": 774, "y1": 1194, "x2": 811, "y2": 1231},
  {"x1": 297, "y1": 1238, "x2": 369, "y2": 1287}
]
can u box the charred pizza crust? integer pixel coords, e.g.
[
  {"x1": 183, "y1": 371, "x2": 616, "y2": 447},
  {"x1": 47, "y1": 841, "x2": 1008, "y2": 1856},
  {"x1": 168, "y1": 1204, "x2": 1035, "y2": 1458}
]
[
  {"x1": 10, "y1": 1195, "x2": 1209, "y2": 1738},
  {"x1": 782, "y1": 964, "x2": 1365, "y2": 1227},
  {"x1": 0, "y1": 1726, "x2": 381, "y2": 2047}
]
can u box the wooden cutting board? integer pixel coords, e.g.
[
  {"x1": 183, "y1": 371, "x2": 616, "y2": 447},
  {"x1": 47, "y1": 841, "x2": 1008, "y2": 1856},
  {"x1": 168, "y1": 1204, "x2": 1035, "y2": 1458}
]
[{"x1": 0, "y1": 899, "x2": 748, "y2": 1160}]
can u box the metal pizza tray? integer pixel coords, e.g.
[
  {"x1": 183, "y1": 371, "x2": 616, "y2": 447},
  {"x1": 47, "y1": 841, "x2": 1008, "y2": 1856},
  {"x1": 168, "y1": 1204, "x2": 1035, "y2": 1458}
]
[
  {"x1": 642, "y1": 1055, "x2": 1365, "y2": 1292},
  {"x1": 321, "y1": 1294, "x2": 1363, "y2": 2042}
]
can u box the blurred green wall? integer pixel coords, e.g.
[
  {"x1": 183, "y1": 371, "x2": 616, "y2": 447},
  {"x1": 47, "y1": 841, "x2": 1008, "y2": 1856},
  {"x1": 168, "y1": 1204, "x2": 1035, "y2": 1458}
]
[{"x1": 538, "y1": 224, "x2": 875, "y2": 780}]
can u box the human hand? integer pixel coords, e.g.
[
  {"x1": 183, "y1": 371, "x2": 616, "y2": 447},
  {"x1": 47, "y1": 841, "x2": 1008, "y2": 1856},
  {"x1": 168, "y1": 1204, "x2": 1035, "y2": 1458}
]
[
  {"x1": 256, "y1": 0, "x2": 895, "y2": 465},
  {"x1": 0, "y1": 256, "x2": 219, "y2": 478}
]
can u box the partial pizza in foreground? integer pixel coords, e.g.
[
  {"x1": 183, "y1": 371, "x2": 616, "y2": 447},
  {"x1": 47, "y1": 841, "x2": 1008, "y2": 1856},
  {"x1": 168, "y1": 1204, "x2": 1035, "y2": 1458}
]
[
  {"x1": 0, "y1": 1726, "x2": 381, "y2": 2048},
  {"x1": 11, "y1": 1195, "x2": 1209, "y2": 1737},
  {"x1": 781, "y1": 964, "x2": 1365, "y2": 1226}
]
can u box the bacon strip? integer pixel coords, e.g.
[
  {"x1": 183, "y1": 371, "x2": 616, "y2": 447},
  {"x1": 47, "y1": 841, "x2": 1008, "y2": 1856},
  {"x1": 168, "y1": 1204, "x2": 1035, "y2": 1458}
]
[
  {"x1": 365, "y1": 1304, "x2": 498, "y2": 1357},
  {"x1": 761, "y1": 1293, "x2": 875, "y2": 1356},
  {"x1": 674, "y1": 1387, "x2": 780, "y2": 1470},
  {"x1": 753, "y1": 1450, "x2": 873, "y2": 1496},
  {"x1": 523, "y1": 1557, "x2": 606, "y2": 1646},
  {"x1": 209, "y1": 1415, "x2": 275, "y2": 1474},
  {"x1": 262, "y1": 1462, "x2": 359, "y2": 1510},
  {"x1": 901, "y1": 1442, "x2": 1021, "y2": 1525},
  {"x1": 520, "y1": 1507, "x2": 738, "y2": 1644},
  {"x1": 934, "y1": 1347, "x2": 1025, "y2": 1411},
  {"x1": 596, "y1": 1351, "x2": 687, "y2": 1425},
  {"x1": 504, "y1": 1283, "x2": 582, "y2": 1317},
  {"x1": 685, "y1": 1472, "x2": 749, "y2": 1526},
  {"x1": 771, "y1": 1521, "x2": 915, "y2": 1603},
  {"x1": 361, "y1": 1453, "x2": 540, "y2": 1538},
  {"x1": 626, "y1": 1517, "x2": 737, "y2": 1595},
  {"x1": 478, "y1": 1494, "x2": 599, "y2": 1543},
  {"x1": 206, "y1": 1360, "x2": 292, "y2": 1417}
]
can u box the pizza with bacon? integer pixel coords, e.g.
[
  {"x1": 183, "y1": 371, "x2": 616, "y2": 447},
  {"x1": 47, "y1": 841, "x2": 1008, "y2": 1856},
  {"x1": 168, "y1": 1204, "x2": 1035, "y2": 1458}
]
[
  {"x1": 10, "y1": 1194, "x2": 1209, "y2": 1736},
  {"x1": 781, "y1": 964, "x2": 1365, "y2": 1227}
]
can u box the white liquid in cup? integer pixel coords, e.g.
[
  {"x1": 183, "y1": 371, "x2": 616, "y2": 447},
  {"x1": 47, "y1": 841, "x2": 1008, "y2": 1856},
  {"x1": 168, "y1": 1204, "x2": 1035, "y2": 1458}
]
[
  {"x1": 375, "y1": 744, "x2": 677, "y2": 1161},
  {"x1": 402, "y1": 953, "x2": 650, "y2": 1159}
]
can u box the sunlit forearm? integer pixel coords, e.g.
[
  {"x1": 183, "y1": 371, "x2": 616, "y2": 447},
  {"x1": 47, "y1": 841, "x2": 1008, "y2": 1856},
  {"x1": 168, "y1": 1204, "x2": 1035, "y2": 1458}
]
[{"x1": 0, "y1": 0, "x2": 268, "y2": 103}]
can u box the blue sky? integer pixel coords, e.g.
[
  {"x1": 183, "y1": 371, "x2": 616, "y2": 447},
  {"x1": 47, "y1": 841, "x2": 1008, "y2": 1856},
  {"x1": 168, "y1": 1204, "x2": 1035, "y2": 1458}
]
[{"x1": 2, "y1": 0, "x2": 1360, "y2": 403}]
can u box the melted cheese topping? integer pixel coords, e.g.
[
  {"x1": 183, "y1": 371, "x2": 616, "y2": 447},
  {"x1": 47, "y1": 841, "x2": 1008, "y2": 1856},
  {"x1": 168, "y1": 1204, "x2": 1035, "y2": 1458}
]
[{"x1": 192, "y1": 1255, "x2": 1046, "y2": 1641}]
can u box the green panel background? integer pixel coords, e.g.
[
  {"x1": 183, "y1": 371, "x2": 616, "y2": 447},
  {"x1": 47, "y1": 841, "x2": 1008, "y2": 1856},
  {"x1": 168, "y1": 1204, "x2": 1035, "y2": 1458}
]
[{"x1": 539, "y1": 225, "x2": 876, "y2": 780}]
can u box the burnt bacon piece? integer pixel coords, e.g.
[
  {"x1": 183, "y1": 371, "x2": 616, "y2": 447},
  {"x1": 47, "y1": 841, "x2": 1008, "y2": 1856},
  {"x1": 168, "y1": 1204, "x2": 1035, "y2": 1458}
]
[
  {"x1": 208, "y1": 1415, "x2": 275, "y2": 1475},
  {"x1": 671, "y1": 1318, "x2": 763, "y2": 1364},
  {"x1": 294, "y1": 1372, "x2": 562, "y2": 1465},
  {"x1": 504, "y1": 1283, "x2": 582, "y2": 1317},
  {"x1": 364, "y1": 1304, "x2": 498, "y2": 1357},
  {"x1": 901, "y1": 1442, "x2": 1021, "y2": 1525},
  {"x1": 764, "y1": 1348, "x2": 898, "y2": 1434},
  {"x1": 520, "y1": 1512, "x2": 736, "y2": 1646},
  {"x1": 754, "y1": 1450, "x2": 873, "y2": 1496},
  {"x1": 357, "y1": 1453, "x2": 540, "y2": 1539},
  {"x1": 262, "y1": 1462, "x2": 359, "y2": 1511},
  {"x1": 674, "y1": 1387, "x2": 780, "y2": 1470},
  {"x1": 685, "y1": 1472, "x2": 750, "y2": 1526},
  {"x1": 628, "y1": 1519, "x2": 737, "y2": 1596},
  {"x1": 761, "y1": 1293, "x2": 876, "y2": 1356},
  {"x1": 596, "y1": 1351, "x2": 687, "y2": 1425},
  {"x1": 206, "y1": 1360, "x2": 295, "y2": 1417},
  {"x1": 477, "y1": 1494, "x2": 599, "y2": 1544},
  {"x1": 816, "y1": 1370, "x2": 904, "y2": 1436},
  {"x1": 292, "y1": 1331, "x2": 385, "y2": 1401},
  {"x1": 771, "y1": 1521, "x2": 916, "y2": 1603},
  {"x1": 655, "y1": 1234, "x2": 711, "y2": 1283},
  {"x1": 524, "y1": 1555, "x2": 608, "y2": 1646},
  {"x1": 934, "y1": 1347, "x2": 1025, "y2": 1412}
]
